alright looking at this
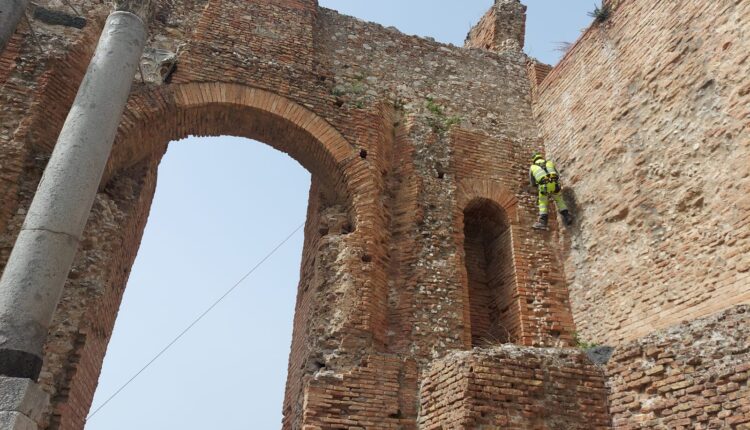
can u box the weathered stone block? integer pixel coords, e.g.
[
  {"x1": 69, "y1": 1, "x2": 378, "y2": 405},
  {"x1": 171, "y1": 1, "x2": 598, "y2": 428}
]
[
  {"x1": 0, "y1": 411, "x2": 38, "y2": 430},
  {"x1": 0, "y1": 377, "x2": 49, "y2": 423}
]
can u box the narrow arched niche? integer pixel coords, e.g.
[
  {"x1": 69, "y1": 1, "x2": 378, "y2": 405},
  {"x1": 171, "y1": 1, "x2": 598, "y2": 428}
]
[{"x1": 463, "y1": 199, "x2": 517, "y2": 347}]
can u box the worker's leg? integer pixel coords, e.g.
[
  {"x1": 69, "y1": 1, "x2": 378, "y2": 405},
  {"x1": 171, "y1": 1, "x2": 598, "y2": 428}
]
[
  {"x1": 533, "y1": 188, "x2": 550, "y2": 229},
  {"x1": 551, "y1": 192, "x2": 568, "y2": 212},
  {"x1": 538, "y1": 189, "x2": 550, "y2": 215},
  {"x1": 552, "y1": 191, "x2": 574, "y2": 225}
]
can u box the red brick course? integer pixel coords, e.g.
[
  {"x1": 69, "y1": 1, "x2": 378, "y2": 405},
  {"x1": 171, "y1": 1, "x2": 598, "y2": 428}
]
[
  {"x1": 607, "y1": 305, "x2": 750, "y2": 430},
  {"x1": 420, "y1": 346, "x2": 610, "y2": 429},
  {"x1": 533, "y1": 0, "x2": 750, "y2": 346},
  {"x1": 0, "y1": 0, "x2": 746, "y2": 428}
]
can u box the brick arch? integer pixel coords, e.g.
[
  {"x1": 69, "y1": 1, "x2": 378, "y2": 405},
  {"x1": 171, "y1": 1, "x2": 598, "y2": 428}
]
[
  {"x1": 102, "y1": 78, "x2": 389, "y2": 375},
  {"x1": 38, "y1": 81, "x2": 390, "y2": 429},
  {"x1": 455, "y1": 179, "x2": 519, "y2": 223},
  {"x1": 454, "y1": 179, "x2": 524, "y2": 347},
  {"x1": 104, "y1": 82, "x2": 378, "y2": 228}
]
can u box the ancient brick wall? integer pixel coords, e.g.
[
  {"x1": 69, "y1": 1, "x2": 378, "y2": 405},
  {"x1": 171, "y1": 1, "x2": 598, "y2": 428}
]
[
  {"x1": 4, "y1": 0, "x2": 747, "y2": 428},
  {"x1": 419, "y1": 346, "x2": 610, "y2": 429},
  {"x1": 533, "y1": 0, "x2": 750, "y2": 346},
  {"x1": 0, "y1": 0, "x2": 577, "y2": 428},
  {"x1": 465, "y1": 0, "x2": 526, "y2": 53},
  {"x1": 606, "y1": 305, "x2": 750, "y2": 429}
]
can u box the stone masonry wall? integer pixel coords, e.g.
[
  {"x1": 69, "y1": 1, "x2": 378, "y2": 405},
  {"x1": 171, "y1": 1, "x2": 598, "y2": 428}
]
[
  {"x1": 419, "y1": 346, "x2": 610, "y2": 429},
  {"x1": 606, "y1": 305, "x2": 750, "y2": 429},
  {"x1": 533, "y1": 0, "x2": 750, "y2": 346},
  {"x1": 465, "y1": 0, "x2": 526, "y2": 53},
  {"x1": 0, "y1": 0, "x2": 577, "y2": 428},
  {"x1": 4, "y1": 0, "x2": 747, "y2": 428}
]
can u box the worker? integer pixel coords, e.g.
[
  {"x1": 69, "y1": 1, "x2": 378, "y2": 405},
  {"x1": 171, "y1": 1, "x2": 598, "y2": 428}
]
[{"x1": 529, "y1": 152, "x2": 573, "y2": 229}]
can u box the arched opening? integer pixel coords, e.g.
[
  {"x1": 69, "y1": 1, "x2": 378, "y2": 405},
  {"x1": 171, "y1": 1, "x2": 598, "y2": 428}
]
[
  {"x1": 37, "y1": 84, "x2": 387, "y2": 430},
  {"x1": 87, "y1": 137, "x2": 309, "y2": 429},
  {"x1": 463, "y1": 199, "x2": 518, "y2": 347}
]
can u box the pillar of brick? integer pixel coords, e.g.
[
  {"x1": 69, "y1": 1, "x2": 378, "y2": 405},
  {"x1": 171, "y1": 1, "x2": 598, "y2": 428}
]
[{"x1": 465, "y1": 0, "x2": 527, "y2": 52}]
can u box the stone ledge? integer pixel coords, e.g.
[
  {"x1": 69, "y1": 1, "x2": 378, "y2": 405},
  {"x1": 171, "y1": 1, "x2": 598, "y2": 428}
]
[
  {"x1": 0, "y1": 411, "x2": 37, "y2": 430},
  {"x1": 420, "y1": 345, "x2": 610, "y2": 429},
  {"x1": 606, "y1": 305, "x2": 750, "y2": 429},
  {"x1": 0, "y1": 377, "x2": 49, "y2": 424}
]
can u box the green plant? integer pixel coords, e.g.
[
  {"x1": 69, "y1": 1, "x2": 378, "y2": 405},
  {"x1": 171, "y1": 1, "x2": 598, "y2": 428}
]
[
  {"x1": 573, "y1": 332, "x2": 599, "y2": 350},
  {"x1": 445, "y1": 116, "x2": 461, "y2": 129},
  {"x1": 426, "y1": 97, "x2": 443, "y2": 116},
  {"x1": 354, "y1": 100, "x2": 364, "y2": 109},
  {"x1": 330, "y1": 87, "x2": 345, "y2": 97},
  {"x1": 350, "y1": 81, "x2": 365, "y2": 95},
  {"x1": 426, "y1": 116, "x2": 444, "y2": 134},
  {"x1": 425, "y1": 97, "x2": 461, "y2": 135},
  {"x1": 588, "y1": 2, "x2": 612, "y2": 23}
]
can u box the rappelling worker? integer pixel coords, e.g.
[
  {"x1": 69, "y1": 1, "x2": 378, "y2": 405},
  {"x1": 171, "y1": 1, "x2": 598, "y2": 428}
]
[{"x1": 529, "y1": 152, "x2": 574, "y2": 229}]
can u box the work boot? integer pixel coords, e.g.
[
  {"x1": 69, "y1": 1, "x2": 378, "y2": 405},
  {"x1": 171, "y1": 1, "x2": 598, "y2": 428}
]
[
  {"x1": 532, "y1": 214, "x2": 548, "y2": 230},
  {"x1": 561, "y1": 210, "x2": 574, "y2": 226}
]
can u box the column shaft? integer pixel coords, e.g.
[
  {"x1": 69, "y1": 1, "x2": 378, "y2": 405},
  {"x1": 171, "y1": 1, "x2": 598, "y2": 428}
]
[
  {"x1": 0, "y1": 0, "x2": 30, "y2": 53},
  {"x1": 0, "y1": 11, "x2": 146, "y2": 380}
]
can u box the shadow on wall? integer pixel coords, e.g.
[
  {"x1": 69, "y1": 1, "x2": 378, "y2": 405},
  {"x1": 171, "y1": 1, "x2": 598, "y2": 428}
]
[
  {"x1": 463, "y1": 199, "x2": 518, "y2": 347},
  {"x1": 555, "y1": 186, "x2": 581, "y2": 265},
  {"x1": 562, "y1": 187, "x2": 580, "y2": 228}
]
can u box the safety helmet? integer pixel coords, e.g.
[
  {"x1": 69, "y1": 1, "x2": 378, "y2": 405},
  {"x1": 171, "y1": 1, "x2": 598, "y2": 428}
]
[{"x1": 532, "y1": 152, "x2": 545, "y2": 163}]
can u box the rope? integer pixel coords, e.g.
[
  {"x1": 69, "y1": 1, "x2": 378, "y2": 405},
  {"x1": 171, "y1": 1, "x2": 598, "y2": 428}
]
[{"x1": 85, "y1": 221, "x2": 305, "y2": 422}]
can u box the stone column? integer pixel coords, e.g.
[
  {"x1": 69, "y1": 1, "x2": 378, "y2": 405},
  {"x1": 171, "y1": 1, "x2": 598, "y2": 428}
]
[
  {"x1": 0, "y1": 10, "x2": 146, "y2": 381},
  {"x1": 0, "y1": 377, "x2": 49, "y2": 429},
  {"x1": 0, "y1": 0, "x2": 30, "y2": 53}
]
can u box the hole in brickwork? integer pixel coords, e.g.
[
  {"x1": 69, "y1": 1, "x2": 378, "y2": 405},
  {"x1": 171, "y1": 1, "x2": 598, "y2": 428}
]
[
  {"x1": 361, "y1": 254, "x2": 372, "y2": 263},
  {"x1": 359, "y1": 149, "x2": 368, "y2": 159},
  {"x1": 163, "y1": 64, "x2": 177, "y2": 84},
  {"x1": 435, "y1": 163, "x2": 445, "y2": 179},
  {"x1": 463, "y1": 199, "x2": 517, "y2": 347}
]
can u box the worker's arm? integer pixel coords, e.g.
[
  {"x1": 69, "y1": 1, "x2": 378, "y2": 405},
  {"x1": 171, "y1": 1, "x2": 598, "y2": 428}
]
[{"x1": 529, "y1": 170, "x2": 536, "y2": 188}]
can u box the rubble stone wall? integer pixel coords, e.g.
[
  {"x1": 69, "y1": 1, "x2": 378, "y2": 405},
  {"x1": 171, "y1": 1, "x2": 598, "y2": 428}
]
[
  {"x1": 2, "y1": 0, "x2": 747, "y2": 428},
  {"x1": 607, "y1": 305, "x2": 750, "y2": 429},
  {"x1": 533, "y1": 0, "x2": 750, "y2": 346},
  {"x1": 0, "y1": 0, "x2": 574, "y2": 428}
]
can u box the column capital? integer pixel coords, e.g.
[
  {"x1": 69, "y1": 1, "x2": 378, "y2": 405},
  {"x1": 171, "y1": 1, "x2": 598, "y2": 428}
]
[
  {"x1": 114, "y1": 0, "x2": 154, "y2": 23},
  {"x1": 0, "y1": 377, "x2": 50, "y2": 426}
]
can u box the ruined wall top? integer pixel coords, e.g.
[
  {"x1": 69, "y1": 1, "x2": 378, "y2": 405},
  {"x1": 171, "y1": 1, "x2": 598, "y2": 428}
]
[{"x1": 465, "y1": 0, "x2": 526, "y2": 53}]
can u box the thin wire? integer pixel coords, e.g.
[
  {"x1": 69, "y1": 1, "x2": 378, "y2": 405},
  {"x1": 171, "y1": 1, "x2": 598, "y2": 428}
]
[
  {"x1": 22, "y1": 13, "x2": 44, "y2": 54},
  {"x1": 62, "y1": 0, "x2": 81, "y2": 16},
  {"x1": 85, "y1": 221, "x2": 305, "y2": 422}
]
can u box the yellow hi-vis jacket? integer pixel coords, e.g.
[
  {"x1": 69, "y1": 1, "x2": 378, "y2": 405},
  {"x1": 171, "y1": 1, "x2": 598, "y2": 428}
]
[{"x1": 529, "y1": 160, "x2": 559, "y2": 187}]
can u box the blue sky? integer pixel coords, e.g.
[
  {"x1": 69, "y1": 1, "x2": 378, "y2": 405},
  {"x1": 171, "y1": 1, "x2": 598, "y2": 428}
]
[{"x1": 85, "y1": 2, "x2": 593, "y2": 429}]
